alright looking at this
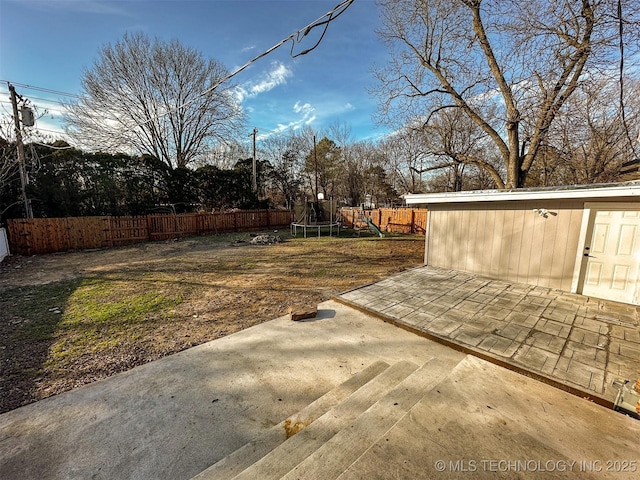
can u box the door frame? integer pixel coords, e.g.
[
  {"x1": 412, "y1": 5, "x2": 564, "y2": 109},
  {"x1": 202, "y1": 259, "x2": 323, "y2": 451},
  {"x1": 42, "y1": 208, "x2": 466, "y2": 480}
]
[{"x1": 571, "y1": 202, "x2": 640, "y2": 304}]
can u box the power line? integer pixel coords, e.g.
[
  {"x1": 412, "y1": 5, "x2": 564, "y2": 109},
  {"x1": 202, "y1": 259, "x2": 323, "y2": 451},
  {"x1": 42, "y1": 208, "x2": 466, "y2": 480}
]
[
  {"x1": 2, "y1": 1, "x2": 357, "y2": 152},
  {"x1": 1, "y1": 102, "x2": 65, "y2": 118},
  {"x1": 0, "y1": 95, "x2": 65, "y2": 107},
  {"x1": 35, "y1": 107, "x2": 67, "y2": 115},
  {"x1": 16, "y1": 95, "x2": 68, "y2": 107},
  {"x1": 3, "y1": 85, "x2": 84, "y2": 154},
  {"x1": 26, "y1": 126, "x2": 67, "y2": 135},
  {"x1": 0, "y1": 80, "x2": 80, "y2": 99},
  {"x1": 129, "y1": 0, "x2": 356, "y2": 131}
]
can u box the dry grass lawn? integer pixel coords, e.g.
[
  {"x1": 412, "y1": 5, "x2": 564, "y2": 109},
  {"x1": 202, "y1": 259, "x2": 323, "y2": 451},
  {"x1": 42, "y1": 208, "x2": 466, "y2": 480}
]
[{"x1": 0, "y1": 230, "x2": 425, "y2": 413}]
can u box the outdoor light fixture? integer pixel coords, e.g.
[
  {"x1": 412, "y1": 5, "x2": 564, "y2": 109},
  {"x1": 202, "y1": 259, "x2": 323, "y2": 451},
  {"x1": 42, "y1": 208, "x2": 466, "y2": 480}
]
[
  {"x1": 532, "y1": 208, "x2": 557, "y2": 218},
  {"x1": 317, "y1": 192, "x2": 325, "y2": 200}
]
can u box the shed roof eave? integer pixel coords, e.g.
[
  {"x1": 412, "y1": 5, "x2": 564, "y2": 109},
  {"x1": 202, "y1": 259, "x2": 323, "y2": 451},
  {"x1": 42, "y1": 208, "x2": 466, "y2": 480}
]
[{"x1": 403, "y1": 181, "x2": 640, "y2": 205}]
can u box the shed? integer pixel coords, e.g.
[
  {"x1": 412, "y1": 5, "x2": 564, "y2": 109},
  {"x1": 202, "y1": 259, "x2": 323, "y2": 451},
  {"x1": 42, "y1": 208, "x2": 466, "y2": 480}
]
[{"x1": 405, "y1": 181, "x2": 640, "y2": 305}]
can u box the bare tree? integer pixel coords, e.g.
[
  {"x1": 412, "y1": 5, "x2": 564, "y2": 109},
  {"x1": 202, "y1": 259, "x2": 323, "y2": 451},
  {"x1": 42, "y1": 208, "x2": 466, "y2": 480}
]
[
  {"x1": 420, "y1": 107, "x2": 501, "y2": 191},
  {"x1": 326, "y1": 122, "x2": 362, "y2": 205},
  {"x1": 378, "y1": 128, "x2": 430, "y2": 194},
  {"x1": 303, "y1": 136, "x2": 342, "y2": 200},
  {"x1": 65, "y1": 33, "x2": 245, "y2": 170},
  {"x1": 0, "y1": 120, "x2": 17, "y2": 194},
  {"x1": 375, "y1": 0, "x2": 640, "y2": 188},
  {"x1": 201, "y1": 141, "x2": 250, "y2": 170},
  {"x1": 547, "y1": 75, "x2": 640, "y2": 185},
  {"x1": 259, "y1": 131, "x2": 308, "y2": 208}
]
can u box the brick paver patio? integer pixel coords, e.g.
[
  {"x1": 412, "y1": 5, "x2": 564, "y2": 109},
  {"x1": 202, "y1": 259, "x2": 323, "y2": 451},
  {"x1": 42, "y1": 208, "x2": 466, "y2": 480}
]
[{"x1": 338, "y1": 266, "x2": 640, "y2": 403}]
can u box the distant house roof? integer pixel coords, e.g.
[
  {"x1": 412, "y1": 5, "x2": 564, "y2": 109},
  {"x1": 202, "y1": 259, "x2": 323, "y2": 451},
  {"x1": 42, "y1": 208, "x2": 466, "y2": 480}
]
[{"x1": 404, "y1": 181, "x2": 640, "y2": 205}]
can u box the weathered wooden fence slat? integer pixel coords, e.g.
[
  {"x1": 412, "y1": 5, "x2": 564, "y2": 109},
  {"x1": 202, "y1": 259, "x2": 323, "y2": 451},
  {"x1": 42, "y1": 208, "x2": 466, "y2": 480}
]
[
  {"x1": 339, "y1": 207, "x2": 427, "y2": 235},
  {"x1": 6, "y1": 210, "x2": 295, "y2": 255},
  {"x1": 5, "y1": 209, "x2": 424, "y2": 255}
]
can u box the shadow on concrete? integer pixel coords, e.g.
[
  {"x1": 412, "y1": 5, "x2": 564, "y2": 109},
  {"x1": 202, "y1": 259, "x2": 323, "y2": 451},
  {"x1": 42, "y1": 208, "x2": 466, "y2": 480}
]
[{"x1": 298, "y1": 309, "x2": 336, "y2": 322}]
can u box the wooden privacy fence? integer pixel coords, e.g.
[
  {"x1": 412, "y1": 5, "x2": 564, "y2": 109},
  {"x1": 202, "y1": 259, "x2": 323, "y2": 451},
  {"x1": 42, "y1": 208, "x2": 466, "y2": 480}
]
[
  {"x1": 339, "y1": 207, "x2": 427, "y2": 235},
  {"x1": 7, "y1": 210, "x2": 294, "y2": 255}
]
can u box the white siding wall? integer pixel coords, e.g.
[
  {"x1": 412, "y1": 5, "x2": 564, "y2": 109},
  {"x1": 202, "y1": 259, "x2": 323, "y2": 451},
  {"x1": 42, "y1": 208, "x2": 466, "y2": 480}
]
[
  {"x1": 0, "y1": 228, "x2": 9, "y2": 262},
  {"x1": 426, "y1": 200, "x2": 584, "y2": 291}
]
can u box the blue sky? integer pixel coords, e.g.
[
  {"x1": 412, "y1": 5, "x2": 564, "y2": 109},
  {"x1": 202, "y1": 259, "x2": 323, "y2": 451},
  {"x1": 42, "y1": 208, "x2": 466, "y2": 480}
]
[{"x1": 0, "y1": 0, "x2": 390, "y2": 145}]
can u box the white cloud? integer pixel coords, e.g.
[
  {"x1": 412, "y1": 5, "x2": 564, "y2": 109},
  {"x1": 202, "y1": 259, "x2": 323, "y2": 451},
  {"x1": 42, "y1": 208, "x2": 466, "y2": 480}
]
[
  {"x1": 235, "y1": 62, "x2": 292, "y2": 103},
  {"x1": 293, "y1": 101, "x2": 313, "y2": 115},
  {"x1": 250, "y1": 62, "x2": 292, "y2": 95},
  {"x1": 232, "y1": 86, "x2": 247, "y2": 103},
  {"x1": 34, "y1": 118, "x2": 67, "y2": 135},
  {"x1": 265, "y1": 101, "x2": 316, "y2": 136},
  {"x1": 33, "y1": 99, "x2": 66, "y2": 118}
]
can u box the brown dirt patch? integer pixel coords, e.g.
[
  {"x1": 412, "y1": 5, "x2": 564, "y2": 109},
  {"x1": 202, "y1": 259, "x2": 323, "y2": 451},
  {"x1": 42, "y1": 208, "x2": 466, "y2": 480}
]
[{"x1": 0, "y1": 231, "x2": 424, "y2": 413}]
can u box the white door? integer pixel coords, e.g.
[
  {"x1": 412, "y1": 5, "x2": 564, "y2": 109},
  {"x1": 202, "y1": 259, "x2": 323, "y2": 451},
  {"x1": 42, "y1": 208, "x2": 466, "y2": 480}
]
[{"x1": 581, "y1": 208, "x2": 640, "y2": 304}]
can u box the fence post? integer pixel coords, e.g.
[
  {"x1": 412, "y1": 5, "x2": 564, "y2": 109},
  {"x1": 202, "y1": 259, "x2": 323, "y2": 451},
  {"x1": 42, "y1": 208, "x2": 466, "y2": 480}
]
[
  {"x1": 146, "y1": 215, "x2": 152, "y2": 241},
  {"x1": 63, "y1": 217, "x2": 71, "y2": 252}
]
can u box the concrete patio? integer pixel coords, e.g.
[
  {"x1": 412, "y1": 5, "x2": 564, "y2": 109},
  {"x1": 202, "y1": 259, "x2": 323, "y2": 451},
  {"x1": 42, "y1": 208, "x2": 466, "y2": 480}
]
[
  {"x1": 338, "y1": 266, "x2": 640, "y2": 405},
  {"x1": 1, "y1": 270, "x2": 639, "y2": 479}
]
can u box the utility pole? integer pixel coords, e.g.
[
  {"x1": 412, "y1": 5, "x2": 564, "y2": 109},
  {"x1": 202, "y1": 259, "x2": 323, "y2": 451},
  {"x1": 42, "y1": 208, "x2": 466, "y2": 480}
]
[
  {"x1": 313, "y1": 134, "x2": 318, "y2": 200},
  {"x1": 249, "y1": 127, "x2": 258, "y2": 193},
  {"x1": 8, "y1": 83, "x2": 33, "y2": 218}
]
